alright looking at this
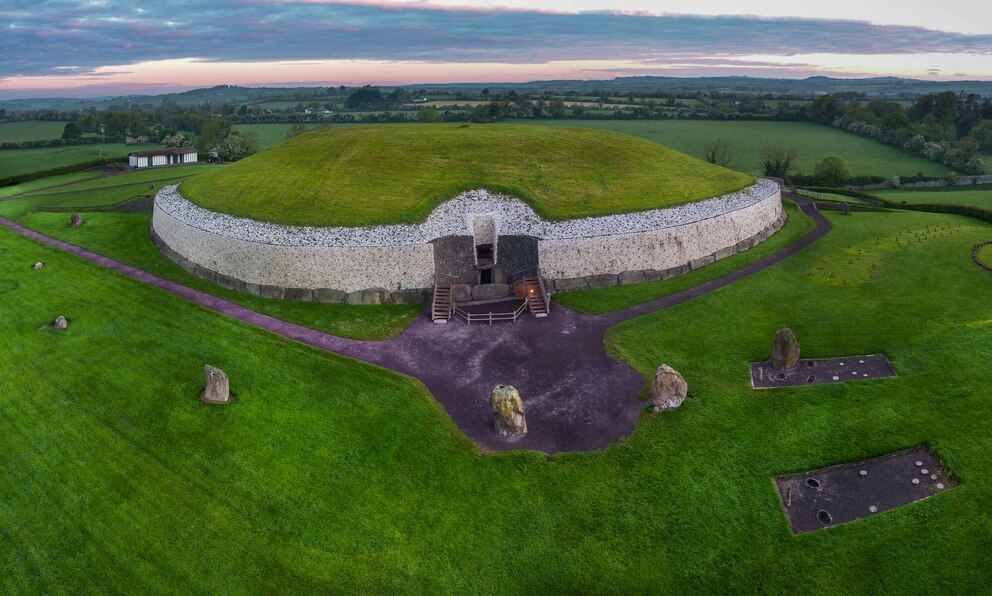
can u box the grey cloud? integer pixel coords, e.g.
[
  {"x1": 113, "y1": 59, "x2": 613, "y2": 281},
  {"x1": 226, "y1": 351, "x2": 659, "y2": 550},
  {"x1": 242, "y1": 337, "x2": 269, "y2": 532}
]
[{"x1": 1, "y1": 2, "x2": 991, "y2": 77}]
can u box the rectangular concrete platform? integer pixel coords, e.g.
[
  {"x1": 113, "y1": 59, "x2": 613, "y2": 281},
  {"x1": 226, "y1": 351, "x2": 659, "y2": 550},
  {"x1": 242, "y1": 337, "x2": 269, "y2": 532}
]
[
  {"x1": 774, "y1": 446, "x2": 956, "y2": 534},
  {"x1": 750, "y1": 354, "x2": 896, "y2": 389}
]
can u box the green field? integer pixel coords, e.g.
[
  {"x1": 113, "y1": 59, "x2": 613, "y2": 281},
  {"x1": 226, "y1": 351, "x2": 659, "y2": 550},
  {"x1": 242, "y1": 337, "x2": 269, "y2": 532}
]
[
  {"x1": 234, "y1": 123, "x2": 321, "y2": 151},
  {"x1": 2, "y1": 202, "x2": 991, "y2": 590},
  {"x1": 0, "y1": 143, "x2": 141, "y2": 178},
  {"x1": 0, "y1": 120, "x2": 71, "y2": 143},
  {"x1": 521, "y1": 120, "x2": 951, "y2": 178},
  {"x1": 183, "y1": 124, "x2": 753, "y2": 226},
  {"x1": 874, "y1": 186, "x2": 992, "y2": 208}
]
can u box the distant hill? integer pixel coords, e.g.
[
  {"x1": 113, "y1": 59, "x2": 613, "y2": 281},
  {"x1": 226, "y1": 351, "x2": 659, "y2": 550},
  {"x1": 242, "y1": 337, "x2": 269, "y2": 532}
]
[
  {"x1": 2, "y1": 76, "x2": 990, "y2": 112},
  {"x1": 412, "y1": 76, "x2": 992, "y2": 97}
]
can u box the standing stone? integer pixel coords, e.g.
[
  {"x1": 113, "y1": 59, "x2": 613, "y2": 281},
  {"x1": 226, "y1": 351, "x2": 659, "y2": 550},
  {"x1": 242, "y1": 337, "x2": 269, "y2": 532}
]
[
  {"x1": 841, "y1": 202, "x2": 850, "y2": 216},
  {"x1": 201, "y1": 365, "x2": 231, "y2": 404},
  {"x1": 70, "y1": 213, "x2": 83, "y2": 228},
  {"x1": 649, "y1": 364, "x2": 688, "y2": 413},
  {"x1": 491, "y1": 385, "x2": 527, "y2": 437},
  {"x1": 52, "y1": 315, "x2": 68, "y2": 329},
  {"x1": 32, "y1": 262, "x2": 44, "y2": 270},
  {"x1": 772, "y1": 328, "x2": 801, "y2": 370}
]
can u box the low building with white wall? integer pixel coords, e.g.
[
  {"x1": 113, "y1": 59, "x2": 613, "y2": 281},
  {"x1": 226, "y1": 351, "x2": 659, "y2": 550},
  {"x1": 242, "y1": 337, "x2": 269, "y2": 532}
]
[{"x1": 129, "y1": 147, "x2": 198, "y2": 168}]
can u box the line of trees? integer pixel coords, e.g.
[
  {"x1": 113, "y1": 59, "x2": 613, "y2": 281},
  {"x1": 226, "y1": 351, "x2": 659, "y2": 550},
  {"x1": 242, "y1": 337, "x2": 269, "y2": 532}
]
[{"x1": 803, "y1": 92, "x2": 992, "y2": 174}]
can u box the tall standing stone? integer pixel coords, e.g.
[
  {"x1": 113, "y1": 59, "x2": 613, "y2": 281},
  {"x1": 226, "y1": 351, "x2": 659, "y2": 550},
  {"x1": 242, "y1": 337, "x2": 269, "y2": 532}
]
[
  {"x1": 201, "y1": 365, "x2": 231, "y2": 404},
  {"x1": 491, "y1": 384, "x2": 527, "y2": 437},
  {"x1": 70, "y1": 213, "x2": 83, "y2": 228},
  {"x1": 772, "y1": 328, "x2": 801, "y2": 370},
  {"x1": 649, "y1": 364, "x2": 688, "y2": 413}
]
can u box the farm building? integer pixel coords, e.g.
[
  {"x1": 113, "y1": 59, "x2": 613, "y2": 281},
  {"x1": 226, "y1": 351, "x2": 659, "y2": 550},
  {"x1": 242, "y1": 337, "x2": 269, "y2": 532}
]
[{"x1": 129, "y1": 147, "x2": 198, "y2": 168}]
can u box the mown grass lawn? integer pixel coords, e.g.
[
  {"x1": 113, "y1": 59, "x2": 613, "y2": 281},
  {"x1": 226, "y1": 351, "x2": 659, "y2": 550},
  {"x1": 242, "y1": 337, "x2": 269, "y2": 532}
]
[
  {"x1": 556, "y1": 199, "x2": 815, "y2": 313},
  {"x1": 181, "y1": 124, "x2": 754, "y2": 226},
  {"x1": 874, "y1": 185, "x2": 992, "y2": 208},
  {"x1": 521, "y1": 120, "x2": 951, "y2": 178},
  {"x1": 2, "y1": 202, "x2": 991, "y2": 591}
]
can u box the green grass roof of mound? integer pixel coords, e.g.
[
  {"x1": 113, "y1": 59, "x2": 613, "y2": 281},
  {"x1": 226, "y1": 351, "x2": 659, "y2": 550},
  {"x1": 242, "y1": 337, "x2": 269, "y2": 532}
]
[{"x1": 180, "y1": 124, "x2": 755, "y2": 227}]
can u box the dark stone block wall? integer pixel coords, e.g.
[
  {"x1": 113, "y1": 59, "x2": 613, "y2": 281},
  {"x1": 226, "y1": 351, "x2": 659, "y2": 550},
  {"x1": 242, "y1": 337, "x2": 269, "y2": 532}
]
[
  {"x1": 496, "y1": 235, "x2": 539, "y2": 283},
  {"x1": 432, "y1": 235, "x2": 478, "y2": 285}
]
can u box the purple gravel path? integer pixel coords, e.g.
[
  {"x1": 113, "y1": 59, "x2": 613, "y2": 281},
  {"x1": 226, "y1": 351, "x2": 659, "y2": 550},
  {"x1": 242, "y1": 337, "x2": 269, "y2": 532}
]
[{"x1": 0, "y1": 194, "x2": 829, "y2": 453}]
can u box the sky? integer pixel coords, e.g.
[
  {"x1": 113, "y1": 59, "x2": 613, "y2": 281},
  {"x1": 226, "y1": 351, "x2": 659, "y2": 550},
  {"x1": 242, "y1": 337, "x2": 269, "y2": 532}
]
[{"x1": 1, "y1": 0, "x2": 991, "y2": 98}]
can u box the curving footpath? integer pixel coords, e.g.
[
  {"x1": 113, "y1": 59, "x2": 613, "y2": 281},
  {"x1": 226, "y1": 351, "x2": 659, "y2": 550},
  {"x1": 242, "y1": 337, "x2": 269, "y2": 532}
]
[{"x1": 0, "y1": 192, "x2": 830, "y2": 453}]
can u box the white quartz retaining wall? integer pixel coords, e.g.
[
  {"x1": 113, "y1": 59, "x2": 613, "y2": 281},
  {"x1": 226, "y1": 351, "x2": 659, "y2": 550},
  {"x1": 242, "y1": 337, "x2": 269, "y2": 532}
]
[{"x1": 151, "y1": 180, "x2": 783, "y2": 302}]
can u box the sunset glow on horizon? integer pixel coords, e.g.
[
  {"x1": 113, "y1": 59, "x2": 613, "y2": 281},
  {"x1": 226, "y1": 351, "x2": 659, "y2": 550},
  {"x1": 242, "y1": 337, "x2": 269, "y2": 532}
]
[{"x1": 2, "y1": 0, "x2": 990, "y2": 97}]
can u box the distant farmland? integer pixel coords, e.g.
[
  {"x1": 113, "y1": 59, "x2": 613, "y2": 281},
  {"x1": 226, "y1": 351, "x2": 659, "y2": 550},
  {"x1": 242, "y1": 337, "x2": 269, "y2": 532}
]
[
  {"x1": 0, "y1": 121, "x2": 71, "y2": 143},
  {"x1": 521, "y1": 120, "x2": 951, "y2": 178}
]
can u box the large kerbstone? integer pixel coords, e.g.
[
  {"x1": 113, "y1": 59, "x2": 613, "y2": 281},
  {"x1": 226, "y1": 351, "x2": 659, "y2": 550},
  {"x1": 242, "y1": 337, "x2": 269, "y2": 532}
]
[
  {"x1": 284, "y1": 287, "x2": 314, "y2": 302},
  {"x1": 450, "y1": 284, "x2": 473, "y2": 303},
  {"x1": 314, "y1": 288, "x2": 347, "y2": 303},
  {"x1": 649, "y1": 364, "x2": 687, "y2": 413},
  {"x1": 690, "y1": 255, "x2": 716, "y2": 270},
  {"x1": 471, "y1": 283, "x2": 511, "y2": 300},
  {"x1": 393, "y1": 288, "x2": 429, "y2": 304},
  {"x1": 619, "y1": 269, "x2": 661, "y2": 285},
  {"x1": 491, "y1": 385, "x2": 527, "y2": 437},
  {"x1": 772, "y1": 328, "x2": 801, "y2": 370},
  {"x1": 553, "y1": 277, "x2": 588, "y2": 292},
  {"x1": 345, "y1": 287, "x2": 391, "y2": 305},
  {"x1": 585, "y1": 273, "x2": 619, "y2": 288},
  {"x1": 52, "y1": 315, "x2": 69, "y2": 329},
  {"x1": 201, "y1": 365, "x2": 231, "y2": 404}
]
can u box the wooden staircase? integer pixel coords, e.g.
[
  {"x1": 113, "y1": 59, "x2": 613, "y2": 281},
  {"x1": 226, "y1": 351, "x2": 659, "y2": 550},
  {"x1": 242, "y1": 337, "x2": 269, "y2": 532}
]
[
  {"x1": 432, "y1": 283, "x2": 452, "y2": 323},
  {"x1": 523, "y1": 276, "x2": 549, "y2": 318}
]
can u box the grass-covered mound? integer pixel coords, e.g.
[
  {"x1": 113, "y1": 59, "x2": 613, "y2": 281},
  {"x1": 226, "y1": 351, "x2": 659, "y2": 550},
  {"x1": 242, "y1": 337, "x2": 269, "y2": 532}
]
[{"x1": 180, "y1": 124, "x2": 754, "y2": 226}]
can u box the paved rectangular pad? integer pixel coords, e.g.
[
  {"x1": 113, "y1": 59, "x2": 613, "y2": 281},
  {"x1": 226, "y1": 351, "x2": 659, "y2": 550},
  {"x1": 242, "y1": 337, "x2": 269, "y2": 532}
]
[
  {"x1": 750, "y1": 354, "x2": 896, "y2": 388},
  {"x1": 774, "y1": 446, "x2": 956, "y2": 534}
]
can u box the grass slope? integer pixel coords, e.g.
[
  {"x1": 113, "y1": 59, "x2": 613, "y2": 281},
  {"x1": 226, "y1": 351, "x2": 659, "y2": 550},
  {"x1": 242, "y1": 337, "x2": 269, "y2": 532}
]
[
  {"x1": 557, "y1": 199, "x2": 815, "y2": 313},
  {"x1": 874, "y1": 186, "x2": 992, "y2": 208},
  {"x1": 522, "y1": 120, "x2": 951, "y2": 178},
  {"x1": 182, "y1": 124, "x2": 754, "y2": 226},
  {"x1": 2, "y1": 206, "x2": 991, "y2": 591},
  {"x1": 0, "y1": 169, "x2": 213, "y2": 220},
  {"x1": 0, "y1": 170, "x2": 100, "y2": 198}
]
